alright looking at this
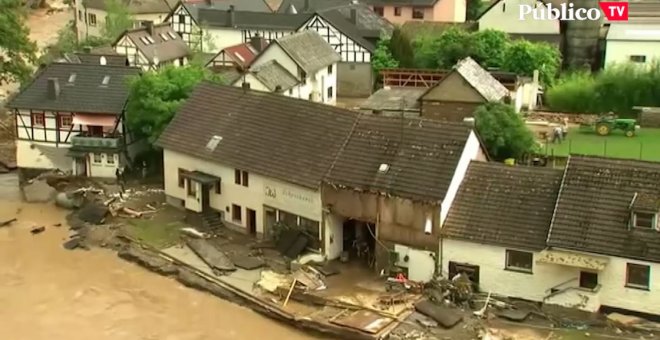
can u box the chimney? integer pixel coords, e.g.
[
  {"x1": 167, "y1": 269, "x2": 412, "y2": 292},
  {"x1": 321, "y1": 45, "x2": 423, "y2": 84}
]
[
  {"x1": 227, "y1": 5, "x2": 236, "y2": 27},
  {"x1": 250, "y1": 33, "x2": 265, "y2": 52},
  {"x1": 47, "y1": 78, "x2": 61, "y2": 100},
  {"x1": 145, "y1": 21, "x2": 154, "y2": 36},
  {"x1": 350, "y1": 8, "x2": 357, "y2": 24},
  {"x1": 242, "y1": 82, "x2": 250, "y2": 92},
  {"x1": 82, "y1": 46, "x2": 92, "y2": 54},
  {"x1": 304, "y1": 0, "x2": 309, "y2": 11}
]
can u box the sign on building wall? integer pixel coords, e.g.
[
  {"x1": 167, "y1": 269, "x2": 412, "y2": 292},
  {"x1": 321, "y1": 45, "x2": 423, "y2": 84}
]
[{"x1": 263, "y1": 181, "x2": 316, "y2": 206}]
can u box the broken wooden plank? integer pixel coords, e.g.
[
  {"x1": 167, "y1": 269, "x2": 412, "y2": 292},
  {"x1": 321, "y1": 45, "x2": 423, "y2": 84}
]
[
  {"x1": 186, "y1": 238, "x2": 235, "y2": 272},
  {"x1": 0, "y1": 218, "x2": 17, "y2": 227}
]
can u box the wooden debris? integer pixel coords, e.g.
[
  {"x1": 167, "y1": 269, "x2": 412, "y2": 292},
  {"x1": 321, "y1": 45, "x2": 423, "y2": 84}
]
[
  {"x1": 30, "y1": 226, "x2": 46, "y2": 234},
  {"x1": 0, "y1": 218, "x2": 17, "y2": 227},
  {"x1": 146, "y1": 204, "x2": 157, "y2": 211},
  {"x1": 103, "y1": 197, "x2": 116, "y2": 206},
  {"x1": 181, "y1": 227, "x2": 209, "y2": 239},
  {"x1": 282, "y1": 279, "x2": 297, "y2": 308}
]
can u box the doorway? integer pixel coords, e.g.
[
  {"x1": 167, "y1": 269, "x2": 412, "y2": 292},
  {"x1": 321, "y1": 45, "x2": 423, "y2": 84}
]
[
  {"x1": 246, "y1": 208, "x2": 257, "y2": 235},
  {"x1": 75, "y1": 157, "x2": 87, "y2": 176},
  {"x1": 200, "y1": 183, "x2": 210, "y2": 212},
  {"x1": 87, "y1": 125, "x2": 103, "y2": 137},
  {"x1": 448, "y1": 261, "x2": 480, "y2": 286},
  {"x1": 264, "y1": 207, "x2": 276, "y2": 239},
  {"x1": 342, "y1": 219, "x2": 376, "y2": 267}
]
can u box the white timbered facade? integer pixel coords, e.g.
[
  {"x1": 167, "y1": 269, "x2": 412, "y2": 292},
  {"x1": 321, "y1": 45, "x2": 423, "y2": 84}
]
[
  {"x1": 114, "y1": 35, "x2": 151, "y2": 70},
  {"x1": 168, "y1": 4, "x2": 202, "y2": 50},
  {"x1": 241, "y1": 29, "x2": 291, "y2": 44},
  {"x1": 299, "y1": 15, "x2": 372, "y2": 64},
  {"x1": 113, "y1": 24, "x2": 190, "y2": 70}
]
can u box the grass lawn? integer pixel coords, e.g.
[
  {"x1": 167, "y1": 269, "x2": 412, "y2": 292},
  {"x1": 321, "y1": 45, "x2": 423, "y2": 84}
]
[
  {"x1": 543, "y1": 127, "x2": 660, "y2": 162},
  {"x1": 123, "y1": 219, "x2": 183, "y2": 249}
]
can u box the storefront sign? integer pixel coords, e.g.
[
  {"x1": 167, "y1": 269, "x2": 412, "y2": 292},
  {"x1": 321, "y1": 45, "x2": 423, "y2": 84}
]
[{"x1": 263, "y1": 182, "x2": 314, "y2": 205}]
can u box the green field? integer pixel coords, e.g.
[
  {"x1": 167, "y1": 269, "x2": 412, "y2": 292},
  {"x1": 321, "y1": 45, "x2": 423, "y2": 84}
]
[{"x1": 543, "y1": 127, "x2": 660, "y2": 162}]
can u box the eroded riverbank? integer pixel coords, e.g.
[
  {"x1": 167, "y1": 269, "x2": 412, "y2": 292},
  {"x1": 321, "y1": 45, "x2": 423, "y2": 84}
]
[{"x1": 0, "y1": 195, "x2": 318, "y2": 340}]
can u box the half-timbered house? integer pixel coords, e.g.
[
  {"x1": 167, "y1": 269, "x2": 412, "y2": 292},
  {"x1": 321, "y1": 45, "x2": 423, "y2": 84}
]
[
  {"x1": 113, "y1": 22, "x2": 192, "y2": 70},
  {"x1": 205, "y1": 37, "x2": 267, "y2": 72},
  {"x1": 8, "y1": 62, "x2": 140, "y2": 178},
  {"x1": 241, "y1": 31, "x2": 340, "y2": 104}
]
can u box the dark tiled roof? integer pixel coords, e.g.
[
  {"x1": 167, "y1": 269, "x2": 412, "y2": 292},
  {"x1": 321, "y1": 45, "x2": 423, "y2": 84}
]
[
  {"x1": 248, "y1": 60, "x2": 299, "y2": 91},
  {"x1": 325, "y1": 115, "x2": 472, "y2": 202},
  {"x1": 548, "y1": 156, "x2": 660, "y2": 262},
  {"x1": 359, "y1": 87, "x2": 424, "y2": 112},
  {"x1": 274, "y1": 31, "x2": 340, "y2": 74},
  {"x1": 443, "y1": 162, "x2": 563, "y2": 251},
  {"x1": 183, "y1": 0, "x2": 272, "y2": 14},
  {"x1": 316, "y1": 9, "x2": 377, "y2": 51},
  {"x1": 8, "y1": 63, "x2": 140, "y2": 114},
  {"x1": 196, "y1": 7, "x2": 311, "y2": 29},
  {"x1": 74, "y1": 53, "x2": 128, "y2": 66},
  {"x1": 83, "y1": 0, "x2": 176, "y2": 14},
  {"x1": 120, "y1": 23, "x2": 191, "y2": 63},
  {"x1": 156, "y1": 82, "x2": 359, "y2": 189}
]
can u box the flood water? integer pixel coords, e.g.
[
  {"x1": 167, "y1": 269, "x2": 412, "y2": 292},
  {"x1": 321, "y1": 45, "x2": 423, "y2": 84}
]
[{"x1": 0, "y1": 174, "x2": 317, "y2": 340}]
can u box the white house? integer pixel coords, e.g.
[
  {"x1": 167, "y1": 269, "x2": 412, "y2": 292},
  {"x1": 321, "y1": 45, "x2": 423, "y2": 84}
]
[
  {"x1": 442, "y1": 156, "x2": 660, "y2": 316},
  {"x1": 75, "y1": 0, "x2": 176, "y2": 41},
  {"x1": 237, "y1": 31, "x2": 340, "y2": 104},
  {"x1": 113, "y1": 22, "x2": 192, "y2": 70},
  {"x1": 157, "y1": 82, "x2": 487, "y2": 270},
  {"x1": 477, "y1": 0, "x2": 561, "y2": 45},
  {"x1": 7, "y1": 61, "x2": 140, "y2": 178},
  {"x1": 604, "y1": 23, "x2": 660, "y2": 67}
]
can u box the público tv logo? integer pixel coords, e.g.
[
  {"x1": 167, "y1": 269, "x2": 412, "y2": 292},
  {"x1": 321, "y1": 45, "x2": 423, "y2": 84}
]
[{"x1": 519, "y1": 1, "x2": 629, "y2": 21}]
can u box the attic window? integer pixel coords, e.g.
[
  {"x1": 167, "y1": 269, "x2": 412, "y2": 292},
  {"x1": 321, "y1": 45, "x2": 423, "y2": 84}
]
[
  {"x1": 378, "y1": 163, "x2": 389, "y2": 173},
  {"x1": 633, "y1": 212, "x2": 657, "y2": 229},
  {"x1": 140, "y1": 37, "x2": 150, "y2": 45},
  {"x1": 101, "y1": 75, "x2": 110, "y2": 86},
  {"x1": 167, "y1": 31, "x2": 177, "y2": 40},
  {"x1": 68, "y1": 73, "x2": 76, "y2": 83},
  {"x1": 206, "y1": 135, "x2": 222, "y2": 151},
  {"x1": 160, "y1": 33, "x2": 169, "y2": 41},
  {"x1": 234, "y1": 52, "x2": 245, "y2": 62},
  {"x1": 146, "y1": 36, "x2": 155, "y2": 44}
]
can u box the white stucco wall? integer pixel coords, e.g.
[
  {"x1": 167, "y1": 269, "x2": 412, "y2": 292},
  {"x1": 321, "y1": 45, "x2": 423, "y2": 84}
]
[
  {"x1": 440, "y1": 130, "x2": 482, "y2": 225},
  {"x1": 395, "y1": 244, "x2": 436, "y2": 282},
  {"x1": 163, "y1": 149, "x2": 323, "y2": 239},
  {"x1": 206, "y1": 27, "x2": 243, "y2": 53},
  {"x1": 478, "y1": 0, "x2": 559, "y2": 34},
  {"x1": 604, "y1": 40, "x2": 660, "y2": 68},
  {"x1": 309, "y1": 62, "x2": 338, "y2": 105},
  {"x1": 442, "y1": 239, "x2": 660, "y2": 315},
  {"x1": 75, "y1": 1, "x2": 167, "y2": 41},
  {"x1": 87, "y1": 152, "x2": 119, "y2": 178},
  {"x1": 16, "y1": 140, "x2": 72, "y2": 171},
  {"x1": 325, "y1": 212, "x2": 343, "y2": 260}
]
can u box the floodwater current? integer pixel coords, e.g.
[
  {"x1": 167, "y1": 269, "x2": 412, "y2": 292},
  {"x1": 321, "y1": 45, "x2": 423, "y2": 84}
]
[{"x1": 0, "y1": 173, "x2": 317, "y2": 340}]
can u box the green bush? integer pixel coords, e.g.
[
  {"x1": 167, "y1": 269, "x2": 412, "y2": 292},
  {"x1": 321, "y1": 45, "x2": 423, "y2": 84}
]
[{"x1": 546, "y1": 61, "x2": 660, "y2": 115}]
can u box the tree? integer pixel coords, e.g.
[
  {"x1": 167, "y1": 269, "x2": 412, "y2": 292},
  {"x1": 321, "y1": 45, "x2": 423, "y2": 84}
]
[
  {"x1": 474, "y1": 103, "x2": 535, "y2": 161},
  {"x1": 102, "y1": 0, "x2": 134, "y2": 42},
  {"x1": 434, "y1": 27, "x2": 478, "y2": 68},
  {"x1": 466, "y1": 0, "x2": 484, "y2": 20},
  {"x1": 125, "y1": 64, "x2": 224, "y2": 143},
  {"x1": 372, "y1": 37, "x2": 399, "y2": 74},
  {"x1": 473, "y1": 29, "x2": 508, "y2": 68},
  {"x1": 0, "y1": 0, "x2": 38, "y2": 85},
  {"x1": 38, "y1": 21, "x2": 108, "y2": 65},
  {"x1": 501, "y1": 39, "x2": 561, "y2": 86}
]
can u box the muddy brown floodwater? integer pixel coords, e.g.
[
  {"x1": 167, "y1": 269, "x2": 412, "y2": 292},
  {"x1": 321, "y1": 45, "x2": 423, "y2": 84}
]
[{"x1": 0, "y1": 175, "x2": 319, "y2": 340}]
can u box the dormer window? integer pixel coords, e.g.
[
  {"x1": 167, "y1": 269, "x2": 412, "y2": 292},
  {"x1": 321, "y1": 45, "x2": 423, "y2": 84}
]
[{"x1": 633, "y1": 212, "x2": 657, "y2": 229}]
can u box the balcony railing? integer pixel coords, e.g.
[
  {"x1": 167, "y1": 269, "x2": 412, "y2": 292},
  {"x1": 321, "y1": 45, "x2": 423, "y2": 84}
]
[{"x1": 71, "y1": 134, "x2": 123, "y2": 149}]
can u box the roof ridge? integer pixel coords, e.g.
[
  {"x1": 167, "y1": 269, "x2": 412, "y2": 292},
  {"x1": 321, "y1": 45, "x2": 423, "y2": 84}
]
[
  {"x1": 546, "y1": 156, "x2": 571, "y2": 247},
  {"x1": 51, "y1": 62, "x2": 139, "y2": 71},
  {"x1": 323, "y1": 113, "x2": 362, "y2": 184}
]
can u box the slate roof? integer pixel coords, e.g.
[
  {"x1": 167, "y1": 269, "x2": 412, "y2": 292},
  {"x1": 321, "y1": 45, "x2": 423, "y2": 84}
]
[
  {"x1": 182, "y1": 0, "x2": 272, "y2": 14},
  {"x1": 440, "y1": 57, "x2": 509, "y2": 102},
  {"x1": 119, "y1": 23, "x2": 192, "y2": 63},
  {"x1": 156, "y1": 82, "x2": 359, "y2": 189},
  {"x1": 324, "y1": 116, "x2": 472, "y2": 202},
  {"x1": 83, "y1": 0, "x2": 176, "y2": 14},
  {"x1": 248, "y1": 60, "x2": 300, "y2": 91},
  {"x1": 547, "y1": 156, "x2": 660, "y2": 263},
  {"x1": 607, "y1": 23, "x2": 660, "y2": 42},
  {"x1": 443, "y1": 162, "x2": 563, "y2": 251},
  {"x1": 359, "y1": 87, "x2": 424, "y2": 112},
  {"x1": 274, "y1": 31, "x2": 340, "y2": 74},
  {"x1": 316, "y1": 9, "x2": 377, "y2": 51},
  {"x1": 196, "y1": 7, "x2": 311, "y2": 29},
  {"x1": 8, "y1": 63, "x2": 140, "y2": 114},
  {"x1": 61, "y1": 52, "x2": 129, "y2": 67}
]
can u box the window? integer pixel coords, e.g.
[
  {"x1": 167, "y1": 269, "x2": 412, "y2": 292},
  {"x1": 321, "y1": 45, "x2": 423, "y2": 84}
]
[
  {"x1": 93, "y1": 153, "x2": 102, "y2": 164},
  {"x1": 289, "y1": 89, "x2": 293, "y2": 95},
  {"x1": 633, "y1": 212, "x2": 656, "y2": 229},
  {"x1": 178, "y1": 168, "x2": 186, "y2": 188},
  {"x1": 106, "y1": 153, "x2": 115, "y2": 165},
  {"x1": 178, "y1": 14, "x2": 185, "y2": 24},
  {"x1": 412, "y1": 8, "x2": 424, "y2": 19},
  {"x1": 505, "y1": 249, "x2": 533, "y2": 273},
  {"x1": 327, "y1": 65, "x2": 333, "y2": 74},
  {"x1": 234, "y1": 169, "x2": 248, "y2": 186},
  {"x1": 59, "y1": 114, "x2": 72, "y2": 128},
  {"x1": 278, "y1": 210, "x2": 298, "y2": 227},
  {"x1": 394, "y1": 7, "x2": 402, "y2": 16},
  {"x1": 168, "y1": 31, "x2": 178, "y2": 40},
  {"x1": 187, "y1": 179, "x2": 196, "y2": 197},
  {"x1": 232, "y1": 204, "x2": 242, "y2": 222},
  {"x1": 242, "y1": 170, "x2": 249, "y2": 187},
  {"x1": 300, "y1": 217, "x2": 320, "y2": 250},
  {"x1": 78, "y1": 10, "x2": 83, "y2": 20},
  {"x1": 579, "y1": 271, "x2": 598, "y2": 290},
  {"x1": 327, "y1": 86, "x2": 333, "y2": 99},
  {"x1": 626, "y1": 263, "x2": 650, "y2": 290},
  {"x1": 159, "y1": 33, "x2": 169, "y2": 41},
  {"x1": 373, "y1": 6, "x2": 384, "y2": 16},
  {"x1": 215, "y1": 180, "x2": 221, "y2": 194},
  {"x1": 31, "y1": 112, "x2": 45, "y2": 126},
  {"x1": 88, "y1": 13, "x2": 97, "y2": 26},
  {"x1": 630, "y1": 55, "x2": 647, "y2": 63},
  {"x1": 234, "y1": 169, "x2": 241, "y2": 184}
]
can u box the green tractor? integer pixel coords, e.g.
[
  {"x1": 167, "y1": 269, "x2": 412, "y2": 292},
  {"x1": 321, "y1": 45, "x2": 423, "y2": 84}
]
[{"x1": 581, "y1": 114, "x2": 638, "y2": 137}]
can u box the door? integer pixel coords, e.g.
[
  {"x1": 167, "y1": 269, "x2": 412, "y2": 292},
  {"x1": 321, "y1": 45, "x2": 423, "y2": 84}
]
[
  {"x1": 88, "y1": 125, "x2": 103, "y2": 137},
  {"x1": 201, "y1": 183, "x2": 210, "y2": 212},
  {"x1": 448, "y1": 261, "x2": 480, "y2": 285},
  {"x1": 264, "y1": 207, "x2": 276, "y2": 239},
  {"x1": 246, "y1": 208, "x2": 257, "y2": 235},
  {"x1": 75, "y1": 157, "x2": 87, "y2": 176}
]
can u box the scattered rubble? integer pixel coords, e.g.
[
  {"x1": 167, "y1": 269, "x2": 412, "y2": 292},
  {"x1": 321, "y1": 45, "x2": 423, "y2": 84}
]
[
  {"x1": 23, "y1": 179, "x2": 56, "y2": 203},
  {"x1": 186, "y1": 238, "x2": 236, "y2": 274},
  {"x1": 30, "y1": 226, "x2": 45, "y2": 234}
]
